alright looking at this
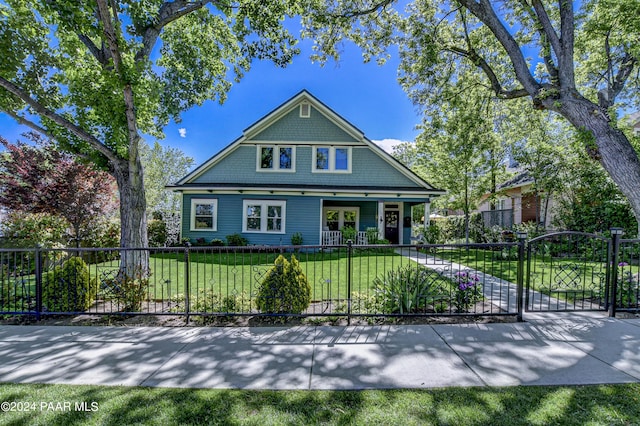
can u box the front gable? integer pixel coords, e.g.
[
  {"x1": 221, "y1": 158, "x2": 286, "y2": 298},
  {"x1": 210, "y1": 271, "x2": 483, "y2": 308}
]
[
  {"x1": 173, "y1": 90, "x2": 444, "y2": 197},
  {"x1": 247, "y1": 104, "x2": 359, "y2": 143}
]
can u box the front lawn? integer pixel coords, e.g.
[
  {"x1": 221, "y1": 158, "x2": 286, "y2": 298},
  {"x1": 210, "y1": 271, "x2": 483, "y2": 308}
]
[
  {"x1": 0, "y1": 383, "x2": 639, "y2": 425},
  {"x1": 94, "y1": 248, "x2": 417, "y2": 302},
  {"x1": 432, "y1": 247, "x2": 620, "y2": 293}
]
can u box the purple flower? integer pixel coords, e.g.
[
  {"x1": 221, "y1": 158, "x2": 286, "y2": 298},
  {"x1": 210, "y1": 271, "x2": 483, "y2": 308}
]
[{"x1": 618, "y1": 262, "x2": 629, "y2": 267}]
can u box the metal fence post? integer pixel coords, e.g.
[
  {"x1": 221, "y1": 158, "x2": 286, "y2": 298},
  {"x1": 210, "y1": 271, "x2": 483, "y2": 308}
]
[
  {"x1": 516, "y1": 232, "x2": 527, "y2": 322},
  {"x1": 609, "y1": 228, "x2": 624, "y2": 317},
  {"x1": 347, "y1": 240, "x2": 353, "y2": 325},
  {"x1": 184, "y1": 242, "x2": 191, "y2": 324},
  {"x1": 34, "y1": 245, "x2": 43, "y2": 321}
]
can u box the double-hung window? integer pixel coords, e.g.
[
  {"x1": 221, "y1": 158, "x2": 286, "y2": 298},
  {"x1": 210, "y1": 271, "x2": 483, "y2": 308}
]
[
  {"x1": 243, "y1": 200, "x2": 286, "y2": 233},
  {"x1": 257, "y1": 145, "x2": 295, "y2": 172},
  {"x1": 190, "y1": 199, "x2": 217, "y2": 231},
  {"x1": 323, "y1": 207, "x2": 359, "y2": 231},
  {"x1": 313, "y1": 146, "x2": 351, "y2": 173}
]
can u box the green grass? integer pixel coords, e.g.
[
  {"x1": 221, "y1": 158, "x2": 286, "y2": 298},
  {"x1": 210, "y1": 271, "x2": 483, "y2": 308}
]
[
  {"x1": 1, "y1": 383, "x2": 639, "y2": 425},
  {"x1": 121, "y1": 249, "x2": 414, "y2": 301},
  {"x1": 432, "y1": 247, "x2": 624, "y2": 289},
  {"x1": 1, "y1": 249, "x2": 412, "y2": 305}
]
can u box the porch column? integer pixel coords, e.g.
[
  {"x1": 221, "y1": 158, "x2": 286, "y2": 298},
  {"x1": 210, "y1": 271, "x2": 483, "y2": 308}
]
[
  {"x1": 424, "y1": 201, "x2": 430, "y2": 228},
  {"x1": 377, "y1": 200, "x2": 384, "y2": 239}
]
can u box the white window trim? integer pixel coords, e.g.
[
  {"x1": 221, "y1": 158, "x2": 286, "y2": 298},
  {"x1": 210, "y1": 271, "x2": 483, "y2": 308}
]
[
  {"x1": 242, "y1": 200, "x2": 286, "y2": 234},
  {"x1": 256, "y1": 145, "x2": 296, "y2": 172},
  {"x1": 322, "y1": 206, "x2": 360, "y2": 231},
  {"x1": 312, "y1": 146, "x2": 352, "y2": 173},
  {"x1": 190, "y1": 198, "x2": 218, "y2": 231}
]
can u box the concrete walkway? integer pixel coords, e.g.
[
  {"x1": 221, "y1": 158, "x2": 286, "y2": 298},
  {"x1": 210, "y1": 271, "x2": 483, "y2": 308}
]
[
  {"x1": 396, "y1": 247, "x2": 576, "y2": 313},
  {"x1": 0, "y1": 312, "x2": 639, "y2": 390}
]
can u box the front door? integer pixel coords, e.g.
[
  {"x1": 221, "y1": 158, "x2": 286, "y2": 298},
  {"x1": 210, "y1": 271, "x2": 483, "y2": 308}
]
[{"x1": 384, "y1": 210, "x2": 399, "y2": 244}]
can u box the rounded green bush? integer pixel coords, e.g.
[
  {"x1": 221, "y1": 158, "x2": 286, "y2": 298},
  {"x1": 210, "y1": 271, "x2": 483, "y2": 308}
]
[
  {"x1": 43, "y1": 256, "x2": 96, "y2": 313},
  {"x1": 256, "y1": 255, "x2": 311, "y2": 314}
]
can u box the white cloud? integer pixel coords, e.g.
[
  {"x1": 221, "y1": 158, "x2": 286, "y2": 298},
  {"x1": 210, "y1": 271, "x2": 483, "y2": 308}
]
[
  {"x1": 371, "y1": 139, "x2": 411, "y2": 154},
  {"x1": 178, "y1": 128, "x2": 187, "y2": 138}
]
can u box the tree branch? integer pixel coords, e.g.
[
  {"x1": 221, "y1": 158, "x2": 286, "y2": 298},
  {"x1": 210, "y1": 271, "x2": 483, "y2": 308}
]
[
  {"x1": 458, "y1": 0, "x2": 541, "y2": 95},
  {"x1": 446, "y1": 46, "x2": 530, "y2": 99},
  {"x1": 530, "y1": 0, "x2": 561, "y2": 59},
  {"x1": 96, "y1": 0, "x2": 141, "y2": 158},
  {"x1": 135, "y1": 0, "x2": 217, "y2": 63},
  {"x1": 3, "y1": 109, "x2": 50, "y2": 136},
  {"x1": 327, "y1": 0, "x2": 395, "y2": 19},
  {"x1": 557, "y1": 0, "x2": 576, "y2": 88},
  {"x1": 0, "y1": 76, "x2": 118, "y2": 163},
  {"x1": 77, "y1": 33, "x2": 110, "y2": 66},
  {"x1": 607, "y1": 53, "x2": 638, "y2": 107},
  {"x1": 517, "y1": 0, "x2": 558, "y2": 84}
]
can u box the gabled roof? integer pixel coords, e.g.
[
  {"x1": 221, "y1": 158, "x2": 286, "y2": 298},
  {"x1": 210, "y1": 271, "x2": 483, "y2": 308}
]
[
  {"x1": 498, "y1": 170, "x2": 533, "y2": 191},
  {"x1": 172, "y1": 90, "x2": 444, "y2": 194},
  {"x1": 242, "y1": 89, "x2": 365, "y2": 141}
]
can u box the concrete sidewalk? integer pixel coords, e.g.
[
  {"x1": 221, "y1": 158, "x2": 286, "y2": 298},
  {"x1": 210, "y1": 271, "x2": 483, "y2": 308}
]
[{"x1": 0, "y1": 312, "x2": 639, "y2": 390}]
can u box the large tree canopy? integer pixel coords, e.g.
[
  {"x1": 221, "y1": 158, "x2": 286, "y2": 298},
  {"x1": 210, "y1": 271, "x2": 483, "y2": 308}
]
[
  {"x1": 0, "y1": 0, "x2": 301, "y2": 271},
  {"x1": 304, "y1": 0, "x2": 640, "y2": 230}
]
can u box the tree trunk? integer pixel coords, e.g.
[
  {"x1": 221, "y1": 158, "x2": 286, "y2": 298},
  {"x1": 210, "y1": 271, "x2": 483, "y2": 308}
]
[
  {"x1": 551, "y1": 94, "x2": 640, "y2": 235},
  {"x1": 113, "y1": 154, "x2": 149, "y2": 277}
]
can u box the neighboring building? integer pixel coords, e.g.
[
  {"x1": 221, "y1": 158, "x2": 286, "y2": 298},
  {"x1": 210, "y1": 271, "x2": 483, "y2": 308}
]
[
  {"x1": 477, "y1": 170, "x2": 556, "y2": 229},
  {"x1": 629, "y1": 111, "x2": 640, "y2": 136},
  {"x1": 169, "y1": 90, "x2": 444, "y2": 245}
]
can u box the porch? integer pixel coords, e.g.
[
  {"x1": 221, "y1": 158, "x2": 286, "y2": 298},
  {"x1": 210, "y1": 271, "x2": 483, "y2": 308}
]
[
  {"x1": 321, "y1": 230, "x2": 369, "y2": 245},
  {"x1": 319, "y1": 199, "x2": 431, "y2": 246}
]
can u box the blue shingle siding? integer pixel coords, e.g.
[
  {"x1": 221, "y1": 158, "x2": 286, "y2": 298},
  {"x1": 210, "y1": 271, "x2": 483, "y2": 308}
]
[
  {"x1": 183, "y1": 194, "x2": 322, "y2": 245},
  {"x1": 252, "y1": 106, "x2": 358, "y2": 142},
  {"x1": 192, "y1": 146, "x2": 423, "y2": 189},
  {"x1": 192, "y1": 146, "x2": 256, "y2": 184}
]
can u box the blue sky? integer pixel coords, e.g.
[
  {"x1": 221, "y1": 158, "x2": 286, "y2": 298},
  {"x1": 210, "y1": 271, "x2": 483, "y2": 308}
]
[
  {"x1": 164, "y1": 38, "x2": 419, "y2": 164},
  {"x1": 0, "y1": 34, "x2": 419, "y2": 166}
]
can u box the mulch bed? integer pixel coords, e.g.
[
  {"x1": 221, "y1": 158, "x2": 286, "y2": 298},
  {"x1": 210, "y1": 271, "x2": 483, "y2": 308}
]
[{"x1": 0, "y1": 299, "x2": 517, "y2": 327}]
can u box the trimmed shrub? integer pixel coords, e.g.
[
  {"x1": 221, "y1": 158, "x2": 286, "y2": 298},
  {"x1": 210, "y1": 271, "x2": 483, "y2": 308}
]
[
  {"x1": 148, "y1": 219, "x2": 168, "y2": 247},
  {"x1": 43, "y1": 257, "x2": 96, "y2": 312},
  {"x1": 291, "y1": 232, "x2": 303, "y2": 246},
  {"x1": 226, "y1": 233, "x2": 248, "y2": 247},
  {"x1": 256, "y1": 255, "x2": 311, "y2": 314}
]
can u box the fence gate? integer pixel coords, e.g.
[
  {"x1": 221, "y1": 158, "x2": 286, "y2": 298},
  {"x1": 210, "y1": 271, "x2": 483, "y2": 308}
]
[{"x1": 525, "y1": 232, "x2": 611, "y2": 312}]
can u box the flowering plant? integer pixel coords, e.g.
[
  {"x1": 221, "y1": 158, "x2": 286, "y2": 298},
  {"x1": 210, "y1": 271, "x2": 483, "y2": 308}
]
[{"x1": 453, "y1": 271, "x2": 482, "y2": 312}]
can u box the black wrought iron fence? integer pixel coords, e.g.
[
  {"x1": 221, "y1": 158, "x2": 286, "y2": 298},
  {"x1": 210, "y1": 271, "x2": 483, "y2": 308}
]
[
  {"x1": 0, "y1": 230, "x2": 636, "y2": 322},
  {"x1": 615, "y1": 237, "x2": 640, "y2": 313}
]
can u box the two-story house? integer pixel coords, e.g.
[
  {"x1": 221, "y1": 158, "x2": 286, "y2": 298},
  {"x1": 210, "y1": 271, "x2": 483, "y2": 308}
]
[{"x1": 169, "y1": 90, "x2": 444, "y2": 246}]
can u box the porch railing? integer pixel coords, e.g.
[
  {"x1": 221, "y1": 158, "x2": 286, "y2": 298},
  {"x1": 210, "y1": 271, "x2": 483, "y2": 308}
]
[
  {"x1": 481, "y1": 209, "x2": 514, "y2": 228},
  {"x1": 321, "y1": 231, "x2": 368, "y2": 245}
]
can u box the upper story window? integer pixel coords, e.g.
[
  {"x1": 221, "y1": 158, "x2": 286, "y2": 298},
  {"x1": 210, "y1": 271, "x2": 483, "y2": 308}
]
[
  {"x1": 190, "y1": 198, "x2": 217, "y2": 231},
  {"x1": 312, "y1": 146, "x2": 352, "y2": 173},
  {"x1": 257, "y1": 145, "x2": 295, "y2": 172}
]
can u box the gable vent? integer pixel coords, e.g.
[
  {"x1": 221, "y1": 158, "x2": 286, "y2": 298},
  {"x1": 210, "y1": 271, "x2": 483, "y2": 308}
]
[{"x1": 299, "y1": 102, "x2": 310, "y2": 118}]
